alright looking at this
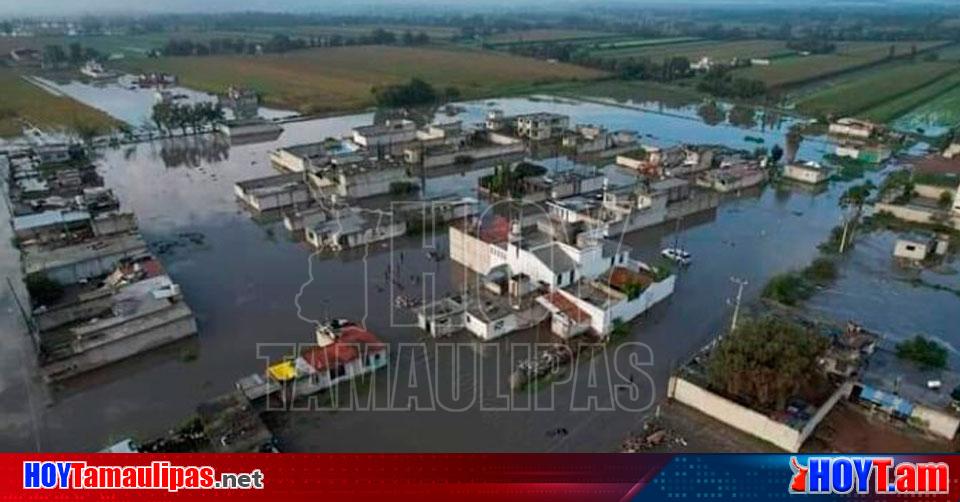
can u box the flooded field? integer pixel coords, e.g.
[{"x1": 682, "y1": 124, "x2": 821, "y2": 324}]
[
  {"x1": 0, "y1": 95, "x2": 885, "y2": 452},
  {"x1": 35, "y1": 76, "x2": 297, "y2": 129},
  {"x1": 806, "y1": 230, "x2": 960, "y2": 355}
]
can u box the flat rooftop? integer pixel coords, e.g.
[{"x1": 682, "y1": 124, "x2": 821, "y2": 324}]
[{"x1": 22, "y1": 233, "x2": 149, "y2": 275}]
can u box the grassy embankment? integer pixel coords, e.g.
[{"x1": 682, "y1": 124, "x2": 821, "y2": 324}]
[{"x1": 115, "y1": 45, "x2": 606, "y2": 113}]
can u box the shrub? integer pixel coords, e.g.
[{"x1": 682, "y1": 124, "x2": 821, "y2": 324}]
[
  {"x1": 896, "y1": 336, "x2": 948, "y2": 369},
  {"x1": 762, "y1": 272, "x2": 813, "y2": 306}
]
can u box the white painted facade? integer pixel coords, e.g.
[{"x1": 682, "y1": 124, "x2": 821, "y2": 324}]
[
  {"x1": 352, "y1": 119, "x2": 417, "y2": 148},
  {"x1": 894, "y1": 237, "x2": 932, "y2": 261},
  {"x1": 783, "y1": 162, "x2": 828, "y2": 184},
  {"x1": 546, "y1": 270, "x2": 675, "y2": 335}
]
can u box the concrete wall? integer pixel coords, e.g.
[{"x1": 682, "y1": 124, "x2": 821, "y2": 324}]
[
  {"x1": 42, "y1": 306, "x2": 197, "y2": 382},
  {"x1": 914, "y1": 183, "x2": 956, "y2": 201},
  {"x1": 34, "y1": 289, "x2": 113, "y2": 331},
  {"x1": 464, "y1": 310, "x2": 519, "y2": 341},
  {"x1": 911, "y1": 404, "x2": 960, "y2": 440},
  {"x1": 270, "y1": 149, "x2": 309, "y2": 173},
  {"x1": 669, "y1": 376, "x2": 802, "y2": 451},
  {"x1": 669, "y1": 376, "x2": 848, "y2": 452},
  {"x1": 874, "y1": 203, "x2": 938, "y2": 225},
  {"x1": 616, "y1": 155, "x2": 646, "y2": 171},
  {"x1": 784, "y1": 165, "x2": 827, "y2": 184},
  {"x1": 338, "y1": 167, "x2": 409, "y2": 199},
  {"x1": 449, "y1": 225, "x2": 493, "y2": 275},
  {"x1": 418, "y1": 143, "x2": 525, "y2": 169}
]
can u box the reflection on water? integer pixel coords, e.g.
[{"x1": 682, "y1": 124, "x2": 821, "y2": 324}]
[
  {"x1": 1, "y1": 95, "x2": 871, "y2": 452},
  {"x1": 157, "y1": 135, "x2": 232, "y2": 169}
]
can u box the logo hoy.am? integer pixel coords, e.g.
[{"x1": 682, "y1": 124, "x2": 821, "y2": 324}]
[{"x1": 790, "y1": 456, "x2": 949, "y2": 495}]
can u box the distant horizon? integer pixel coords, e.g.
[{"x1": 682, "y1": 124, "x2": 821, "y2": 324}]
[{"x1": 1, "y1": 0, "x2": 958, "y2": 19}]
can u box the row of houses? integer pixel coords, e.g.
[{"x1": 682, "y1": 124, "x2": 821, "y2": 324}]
[
  {"x1": 3, "y1": 147, "x2": 198, "y2": 383},
  {"x1": 430, "y1": 215, "x2": 675, "y2": 341}
]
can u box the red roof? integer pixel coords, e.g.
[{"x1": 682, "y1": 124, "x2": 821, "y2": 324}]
[
  {"x1": 544, "y1": 291, "x2": 591, "y2": 323},
  {"x1": 300, "y1": 326, "x2": 386, "y2": 372}
]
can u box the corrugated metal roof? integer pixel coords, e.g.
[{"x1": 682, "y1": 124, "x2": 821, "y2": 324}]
[
  {"x1": 13, "y1": 210, "x2": 90, "y2": 231},
  {"x1": 859, "y1": 385, "x2": 914, "y2": 416}
]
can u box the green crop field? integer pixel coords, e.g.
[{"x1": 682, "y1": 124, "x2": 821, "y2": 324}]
[
  {"x1": 734, "y1": 41, "x2": 950, "y2": 87},
  {"x1": 115, "y1": 45, "x2": 606, "y2": 113},
  {"x1": 591, "y1": 39, "x2": 788, "y2": 61},
  {"x1": 893, "y1": 84, "x2": 960, "y2": 134},
  {"x1": 796, "y1": 61, "x2": 960, "y2": 120},
  {"x1": 0, "y1": 68, "x2": 119, "y2": 137}
]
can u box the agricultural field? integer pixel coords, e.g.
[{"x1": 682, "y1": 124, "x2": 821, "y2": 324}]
[
  {"x1": 259, "y1": 24, "x2": 462, "y2": 40},
  {"x1": 0, "y1": 68, "x2": 119, "y2": 137},
  {"x1": 483, "y1": 29, "x2": 618, "y2": 46},
  {"x1": 589, "y1": 37, "x2": 700, "y2": 51},
  {"x1": 590, "y1": 39, "x2": 789, "y2": 62},
  {"x1": 796, "y1": 61, "x2": 960, "y2": 121},
  {"x1": 115, "y1": 45, "x2": 606, "y2": 113},
  {"x1": 733, "y1": 41, "x2": 950, "y2": 87},
  {"x1": 893, "y1": 85, "x2": 960, "y2": 134}
]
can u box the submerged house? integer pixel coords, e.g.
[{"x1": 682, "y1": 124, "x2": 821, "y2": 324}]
[
  {"x1": 237, "y1": 323, "x2": 388, "y2": 402},
  {"x1": 783, "y1": 161, "x2": 829, "y2": 185},
  {"x1": 304, "y1": 207, "x2": 406, "y2": 251},
  {"x1": 447, "y1": 217, "x2": 675, "y2": 340}
]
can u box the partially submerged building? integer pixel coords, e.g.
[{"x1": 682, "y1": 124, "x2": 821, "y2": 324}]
[
  {"x1": 514, "y1": 112, "x2": 570, "y2": 141},
  {"x1": 304, "y1": 207, "x2": 406, "y2": 251},
  {"x1": 236, "y1": 322, "x2": 389, "y2": 402},
  {"x1": 783, "y1": 161, "x2": 829, "y2": 185},
  {"x1": 829, "y1": 118, "x2": 878, "y2": 140},
  {"x1": 36, "y1": 259, "x2": 197, "y2": 382},
  {"x1": 696, "y1": 162, "x2": 767, "y2": 192},
  {"x1": 445, "y1": 217, "x2": 674, "y2": 340},
  {"x1": 234, "y1": 172, "x2": 312, "y2": 213}
]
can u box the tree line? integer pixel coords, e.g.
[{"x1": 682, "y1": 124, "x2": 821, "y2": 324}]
[
  {"x1": 159, "y1": 29, "x2": 431, "y2": 57},
  {"x1": 371, "y1": 78, "x2": 460, "y2": 108},
  {"x1": 151, "y1": 101, "x2": 225, "y2": 135}
]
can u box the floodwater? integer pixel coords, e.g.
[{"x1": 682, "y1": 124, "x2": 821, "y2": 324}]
[
  {"x1": 37, "y1": 77, "x2": 297, "y2": 129},
  {"x1": 0, "y1": 95, "x2": 899, "y2": 452},
  {"x1": 806, "y1": 230, "x2": 960, "y2": 355}
]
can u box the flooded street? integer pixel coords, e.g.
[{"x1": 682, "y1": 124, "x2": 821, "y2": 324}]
[{"x1": 0, "y1": 95, "x2": 900, "y2": 452}]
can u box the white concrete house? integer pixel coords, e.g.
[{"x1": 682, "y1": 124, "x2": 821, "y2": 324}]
[
  {"x1": 537, "y1": 260, "x2": 675, "y2": 337},
  {"x1": 352, "y1": 119, "x2": 417, "y2": 148},
  {"x1": 829, "y1": 118, "x2": 876, "y2": 139},
  {"x1": 234, "y1": 173, "x2": 312, "y2": 212},
  {"x1": 894, "y1": 233, "x2": 935, "y2": 262},
  {"x1": 783, "y1": 161, "x2": 829, "y2": 184}
]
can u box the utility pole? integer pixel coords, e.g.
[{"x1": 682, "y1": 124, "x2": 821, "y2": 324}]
[
  {"x1": 839, "y1": 215, "x2": 850, "y2": 254},
  {"x1": 729, "y1": 276, "x2": 748, "y2": 333}
]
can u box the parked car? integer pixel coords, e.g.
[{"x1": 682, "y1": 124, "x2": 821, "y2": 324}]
[{"x1": 661, "y1": 247, "x2": 692, "y2": 265}]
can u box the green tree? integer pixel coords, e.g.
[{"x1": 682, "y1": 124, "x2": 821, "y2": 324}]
[
  {"x1": 896, "y1": 336, "x2": 947, "y2": 369},
  {"x1": 707, "y1": 317, "x2": 828, "y2": 410}
]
